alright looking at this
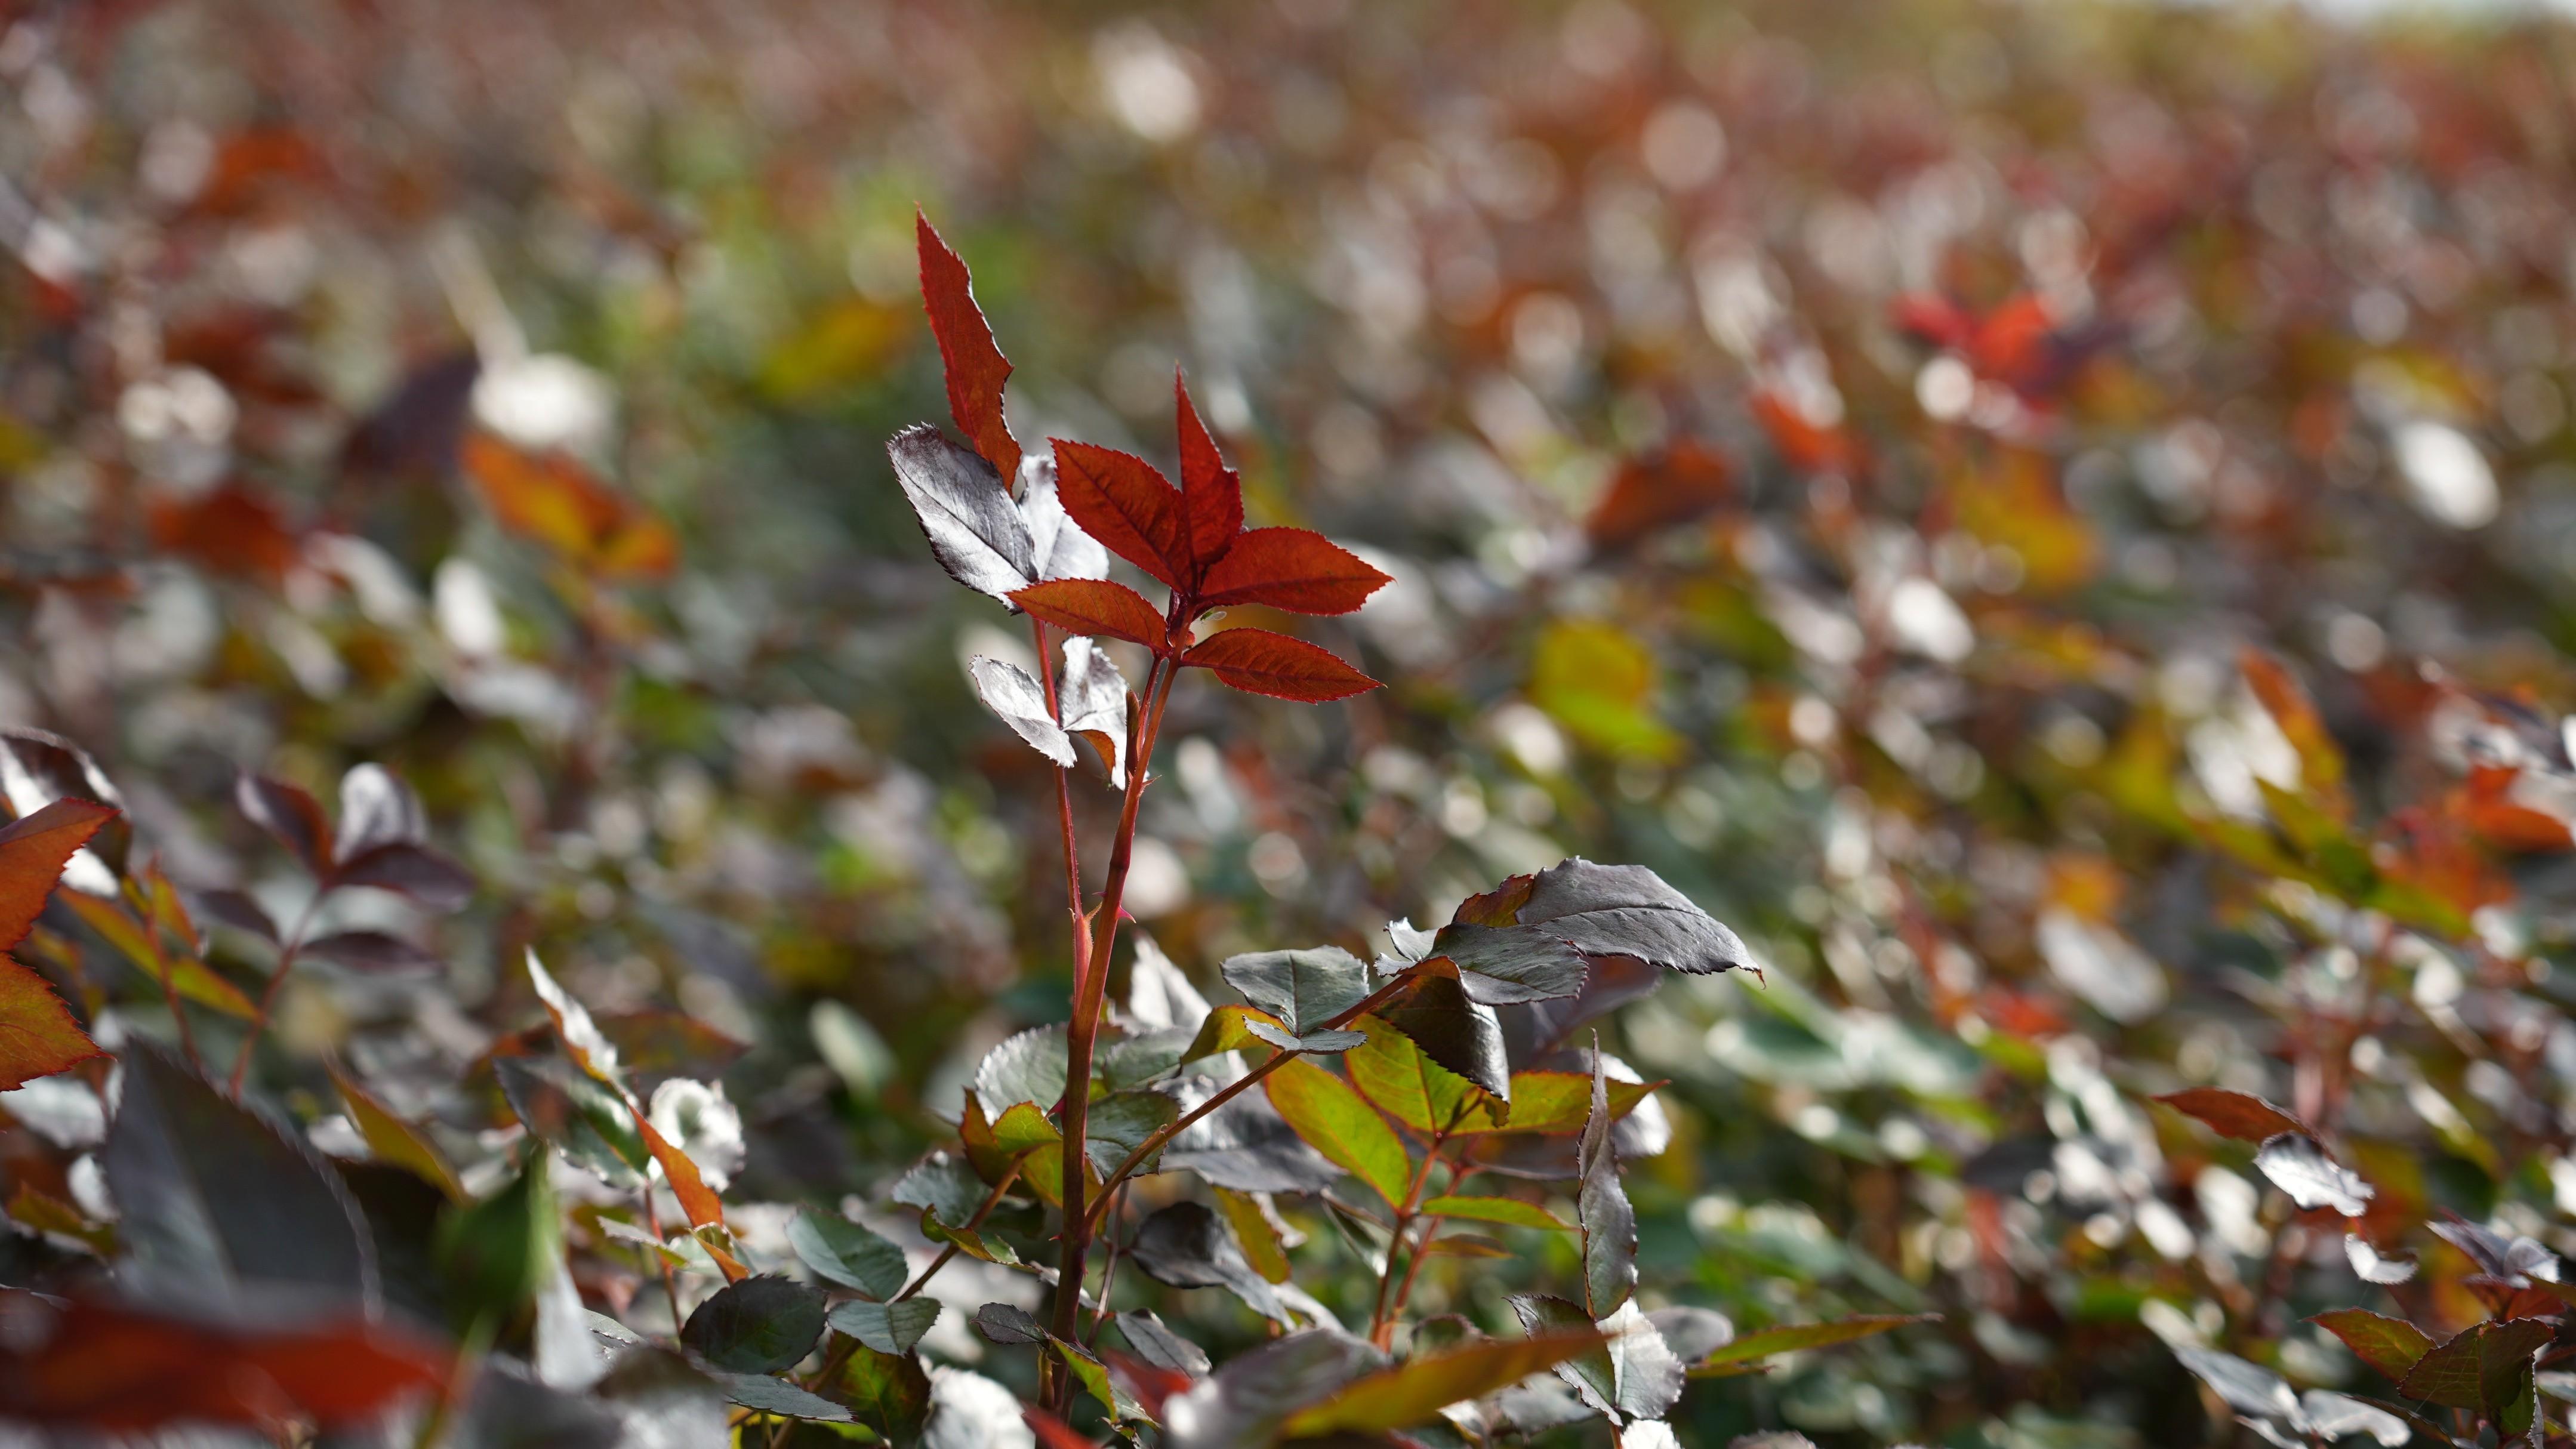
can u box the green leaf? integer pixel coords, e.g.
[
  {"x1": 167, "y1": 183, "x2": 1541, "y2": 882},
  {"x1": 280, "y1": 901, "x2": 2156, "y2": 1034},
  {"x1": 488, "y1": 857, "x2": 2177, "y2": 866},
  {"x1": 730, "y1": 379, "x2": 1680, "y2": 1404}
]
[
  {"x1": 1055, "y1": 1337, "x2": 1154, "y2": 1427},
  {"x1": 828, "y1": 1344, "x2": 930, "y2": 1442},
  {"x1": 2309, "y1": 1309, "x2": 2435, "y2": 1383},
  {"x1": 1422, "y1": 1195, "x2": 1572, "y2": 1231},
  {"x1": 683, "y1": 1275, "x2": 826, "y2": 1373},
  {"x1": 1577, "y1": 1047, "x2": 1635, "y2": 1318},
  {"x1": 1185, "y1": 1004, "x2": 1291, "y2": 1061},
  {"x1": 1278, "y1": 1328, "x2": 1610, "y2": 1437},
  {"x1": 788, "y1": 1210, "x2": 908, "y2": 1299},
  {"x1": 1459, "y1": 1070, "x2": 1657, "y2": 1134},
  {"x1": 1222, "y1": 946, "x2": 1372, "y2": 1035},
  {"x1": 1264, "y1": 1056, "x2": 1413, "y2": 1210},
  {"x1": 1691, "y1": 1314, "x2": 1941, "y2": 1373},
  {"x1": 1345, "y1": 1015, "x2": 1496, "y2": 1134},
  {"x1": 436, "y1": 1148, "x2": 562, "y2": 1334},
  {"x1": 1213, "y1": 1187, "x2": 1293, "y2": 1282},
  {"x1": 828, "y1": 1296, "x2": 942, "y2": 1356}
]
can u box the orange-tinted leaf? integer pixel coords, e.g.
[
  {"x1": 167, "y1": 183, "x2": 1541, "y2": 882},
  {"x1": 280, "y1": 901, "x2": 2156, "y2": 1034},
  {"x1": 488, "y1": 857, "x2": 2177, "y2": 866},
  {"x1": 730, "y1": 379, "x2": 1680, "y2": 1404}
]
[
  {"x1": 1751, "y1": 390, "x2": 1860, "y2": 475},
  {"x1": 2152, "y1": 1088, "x2": 2309, "y2": 1143},
  {"x1": 916, "y1": 213, "x2": 1021, "y2": 482},
  {"x1": 328, "y1": 1058, "x2": 463, "y2": 1200},
  {"x1": 1194, "y1": 528, "x2": 1391, "y2": 616},
  {"x1": 2241, "y1": 649, "x2": 2348, "y2": 817},
  {"x1": 1182, "y1": 628, "x2": 1379, "y2": 702},
  {"x1": 0, "y1": 955, "x2": 104, "y2": 1090},
  {"x1": 635, "y1": 1108, "x2": 744, "y2": 1281},
  {"x1": 1584, "y1": 441, "x2": 1731, "y2": 552},
  {"x1": 146, "y1": 484, "x2": 300, "y2": 582},
  {"x1": 464, "y1": 433, "x2": 676, "y2": 580},
  {"x1": 1174, "y1": 372, "x2": 1243, "y2": 578},
  {"x1": 0, "y1": 798, "x2": 115, "y2": 948},
  {"x1": 0, "y1": 1290, "x2": 449, "y2": 1432},
  {"x1": 2309, "y1": 1309, "x2": 2435, "y2": 1383},
  {"x1": 1053, "y1": 440, "x2": 1189, "y2": 590},
  {"x1": 1011, "y1": 579, "x2": 1172, "y2": 652}
]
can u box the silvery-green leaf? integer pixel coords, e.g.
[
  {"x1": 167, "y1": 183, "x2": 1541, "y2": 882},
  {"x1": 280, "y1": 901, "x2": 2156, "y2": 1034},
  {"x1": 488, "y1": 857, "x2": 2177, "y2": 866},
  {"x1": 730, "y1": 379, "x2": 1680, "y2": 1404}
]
[
  {"x1": 2254, "y1": 1134, "x2": 2372, "y2": 1217},
  {"x1": 1059, "y1": 637, "x2": 1129, "y2": 777},
  {"x1": 1222, "y1": 947, "x2": 1372, "y2": 1035},
  {"x1": 889, "y1": 424, "x2": 1038, "y2": 603},
  {"x1": 1022, "y1": 454, "x2": 1110, "y2": 584},
  {"x1": 967, "y1": 656, "x2": 1076, "y2": 767}
]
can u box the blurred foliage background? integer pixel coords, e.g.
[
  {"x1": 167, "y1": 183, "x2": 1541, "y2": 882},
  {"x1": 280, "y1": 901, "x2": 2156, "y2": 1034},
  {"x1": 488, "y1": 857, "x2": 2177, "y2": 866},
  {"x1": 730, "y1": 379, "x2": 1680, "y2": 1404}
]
[{"x1": 10, "y1": 0, "x2": 2576, "y2": 1444}]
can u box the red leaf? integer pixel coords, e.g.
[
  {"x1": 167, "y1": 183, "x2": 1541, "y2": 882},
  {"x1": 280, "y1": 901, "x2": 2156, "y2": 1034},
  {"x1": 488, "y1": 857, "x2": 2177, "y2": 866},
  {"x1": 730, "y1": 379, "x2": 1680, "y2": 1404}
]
[
  {"x1": 146, "y1": 483, "x2": 301, "y2": 582},
  {"x1": 0, "y1": 955, "x2": 104, "y2": 1089},
  {"x1": 1583, "y1": 440, "x2": 1733, "y2": 553},
  {"x1": 1053, "y1": 440, "x2": 1191, "y2": 590},
  {"x1": 1174, "y1": 372, "x2": 1243, "y2": 579},
  {"x1": 0, "y1": 798, "x2": 115, "y2": 949},
  {"x1": 1195, "y1": 528, "x2": 1392, "y2": 616},
  {"x1": 1010, "y1": 579, "x2": 1172, "y2": 652},
  {"x1": 2152, "y1": 1087, "x2": 2310, "y2": 1142},
  {"x1": 915, "y1": 213, "x2": 1021, "y2": 482},
  {"x1": 1024, "y1": 1408, "x2": 1097, "y2": 1449},
  {"x1": 0, "y1": 1290, "x2": 449, "y2": 1432},
  {"x1": 1182, "y1": 628, "x2": 1380, "y2": 702}
]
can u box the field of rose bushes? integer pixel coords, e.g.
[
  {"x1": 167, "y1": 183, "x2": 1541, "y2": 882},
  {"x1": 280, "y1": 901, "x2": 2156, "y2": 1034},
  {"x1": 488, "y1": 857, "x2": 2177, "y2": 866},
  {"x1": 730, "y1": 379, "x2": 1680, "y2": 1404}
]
[{"x1": 3, "y1": 1, "x2": 2576, "y2": 1446}]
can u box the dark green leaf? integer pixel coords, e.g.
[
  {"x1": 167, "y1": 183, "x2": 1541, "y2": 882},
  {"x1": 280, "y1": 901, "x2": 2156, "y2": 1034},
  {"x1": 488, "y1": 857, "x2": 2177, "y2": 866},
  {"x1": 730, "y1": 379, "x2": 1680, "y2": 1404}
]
[
  {"x1": 683, "y1": 1275, "x2": 827, "y2": 1373},
  {"x1": 828, "y1": 1296, "x2": 942, "y2": 1356},
  {"x1": 1577, "y1": 1046, "x2": 1635, "y2": 1318},
  {"x1": 975, "y1": 1302, "x2": 1046, "y2": 1344},
  {"x1": 1087, "y1": 1089, "x2": 1181, "y2": 1177},
  {"x1": 1435, "y1": 923, "x2": 1589, "y2": 1005},
  {"x1": 1221, "y1": 947, "x2": 1372, "y2": 1035},
  {"x1": 716, "y1": 1373, "x2": 854, "y2": 1422},
  {"x1": 788, "y1": 1210, "x2": 908, "y2": 1299},
  {"x1": 1376, "y1": 967, "x2": 1511, "y2": 1100},
  {"x1": 1129, "y1": 1201, "x2": 1290, "y2": 1324},
  {"x1": 1486, "y1": 858, "x2": 1751, "y2": 976},
  {"x1": 101, "y1": 1039, "x2": 376, "y2": 1303},
  {"x1": 1117, "y1": 1309, "x2": 1212, "y2": 1376}
]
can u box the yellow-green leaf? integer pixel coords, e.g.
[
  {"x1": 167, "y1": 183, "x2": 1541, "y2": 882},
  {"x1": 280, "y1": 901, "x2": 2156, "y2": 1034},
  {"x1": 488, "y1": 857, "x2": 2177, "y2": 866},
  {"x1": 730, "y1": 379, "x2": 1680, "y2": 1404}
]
[{"x1": 1263, "y1": 1056, "x2": 1412, "y2": 1210}]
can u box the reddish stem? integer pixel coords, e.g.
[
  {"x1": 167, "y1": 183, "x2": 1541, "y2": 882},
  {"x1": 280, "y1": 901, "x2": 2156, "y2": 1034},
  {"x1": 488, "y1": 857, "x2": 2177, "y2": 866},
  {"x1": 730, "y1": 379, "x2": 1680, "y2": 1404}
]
[{"x1": 1046, "y1": 655, "x2": 1178, "y2": 1407}]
